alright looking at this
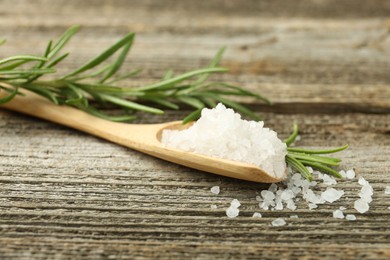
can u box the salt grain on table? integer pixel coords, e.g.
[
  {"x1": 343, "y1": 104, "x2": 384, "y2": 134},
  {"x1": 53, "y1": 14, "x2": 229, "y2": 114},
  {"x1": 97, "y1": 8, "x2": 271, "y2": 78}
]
[
  {"x1": 272, "y1": 218, "x2": 286, "y2": 227},
  {"x1": 333, "y1": 209, "x2": 344, "y2": 219},
  {"x1": 252, "y1": 212, "x2": 262, "y2": 218},
  {"x1": 210, "y1": 186, "x2": 220, "y2": 195},
  {"x1": 385, "y1": 186, "x2": 390, "y2": 195},
  {"x1": 345, "y1": 214, "x2": 357, "y2": 221}
]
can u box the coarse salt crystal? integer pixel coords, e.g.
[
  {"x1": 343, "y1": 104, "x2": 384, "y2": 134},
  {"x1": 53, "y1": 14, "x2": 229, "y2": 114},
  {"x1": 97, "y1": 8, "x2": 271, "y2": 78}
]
[
  {"x1": 290, "y1": 215, "x2": 299, "y2": 218},
  {"x1": 345, "y1": 214, "x2": 356, "y2": 221},
  {"x1": 271, "y1": 218, "x2": 286, "y2": 227},
  {"x1": 346, "y1": 169, "x2": 356, "y2": 179},
  {"x1": 161, "y1": 103, "x2": 287, "y2": 178},
  {"x1": 322, "y1": 174, "x2": 337, "y2": 185},
  {"x1": 308, "y1": 203, "x2": 318, "y2": 210},
  {"x1": 339, "y1": 206, "x2": 347, "y2": 211},
  {"x1": 210, "y1": 186, "x2": 220, "y2": 195},
  {"x1": 354, "y1": 199, "x2": 369, "y2": 213},
  {"x1": 358, "y1": 176, "x2": 369, "y2": 186},
  {"x1": 252, "y1": 212, "x2": 262, "y2": 218},
  {"x1": 385, "y1": 186, "x2": 390, "y2": 195},
  {"x1": 230, "y1": 199, "x2": 241, "y2": 208},
  {"x1": 333, "y1": 209, "x2": 344, "y2": 219},
  {"x1": 321, "y1": 188, "x2": 344, "y2": 203},
  {"x1": 226, "y1": 206, "x2": 239, "y2": 218},
  {"x1": 210, "y1": 204, "x2": 217, "y2": 209}
]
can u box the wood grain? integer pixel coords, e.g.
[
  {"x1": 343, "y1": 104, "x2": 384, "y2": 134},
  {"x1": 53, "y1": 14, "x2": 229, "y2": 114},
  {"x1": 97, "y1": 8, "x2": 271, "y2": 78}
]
[{"x1": 1, "y1": 0, "x2": 390, "y2": 259}]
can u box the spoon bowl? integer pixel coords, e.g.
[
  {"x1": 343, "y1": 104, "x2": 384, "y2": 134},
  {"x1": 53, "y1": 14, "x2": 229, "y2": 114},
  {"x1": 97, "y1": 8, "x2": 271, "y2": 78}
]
[{"x1": 0, "y1": 90, "x2": 285, "y2": 183}]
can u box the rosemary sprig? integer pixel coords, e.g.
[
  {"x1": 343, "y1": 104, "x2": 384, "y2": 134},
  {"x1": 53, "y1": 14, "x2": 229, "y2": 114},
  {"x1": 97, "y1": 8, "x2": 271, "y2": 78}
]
[
  {"x1": 284, "y1": 123, "x2": 348, "y2": 181},
  {"x1": 0, "y1": 25, "x2": 270, "y2": 122}
]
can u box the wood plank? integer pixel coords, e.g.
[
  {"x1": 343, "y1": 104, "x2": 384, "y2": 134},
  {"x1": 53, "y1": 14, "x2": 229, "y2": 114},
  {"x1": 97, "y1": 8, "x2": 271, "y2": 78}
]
[{"x1": 0, "y1": 0, "x2": 390, "y2": 259}]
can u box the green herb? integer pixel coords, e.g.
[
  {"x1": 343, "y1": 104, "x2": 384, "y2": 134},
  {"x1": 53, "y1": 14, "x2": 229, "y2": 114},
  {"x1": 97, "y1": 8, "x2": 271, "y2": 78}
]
[
  {"x1": 0, "y1": 25, "x2": 270, "y2": 122},
  {"x1": 284, "y1": 123, "x2": 348, "y2": 181}
]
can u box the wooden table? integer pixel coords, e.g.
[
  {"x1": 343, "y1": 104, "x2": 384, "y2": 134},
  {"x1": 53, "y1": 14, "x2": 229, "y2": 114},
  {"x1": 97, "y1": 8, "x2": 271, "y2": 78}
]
[{"x1": 1, "y1": 0, "x2": 390, "y2": 259}]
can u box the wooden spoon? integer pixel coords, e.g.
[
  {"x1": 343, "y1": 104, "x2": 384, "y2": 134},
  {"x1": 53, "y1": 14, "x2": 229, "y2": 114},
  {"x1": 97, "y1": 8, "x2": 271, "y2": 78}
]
[{"x1": 0, "y1": 90, "x2": 285, "y2": 183}]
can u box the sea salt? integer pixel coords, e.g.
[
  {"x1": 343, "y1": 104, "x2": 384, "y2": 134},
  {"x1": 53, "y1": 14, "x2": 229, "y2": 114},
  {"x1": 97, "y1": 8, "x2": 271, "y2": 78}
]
[
  {"x1": 333, "y1": 209, "x2": 344, "y2": 219},
  {"x1": 345, "y1": 214, "x2": 356, "y2": 221},
  {"x1": 321, "y1": 188, "x2": 344, "y2": 203},
  {"x1": 230, "y1": 199, "x2": 241, "y2": 208},
  {"x1": 211, "y1": 204, "x2": 217, "y2": 209},
  {"x1": 252, "y1": 212, "x2": 262, "y2": 218},
  {"x1": 354, "y1": 199, "x2": 369, "y2": 213},
  {"x1": 290, "y1": 215, "x2": 299, "y2": 218},
  {"x1": 346, "y1": 169, "x2": 356, "y2": 179},
  {"x1": 385, "y1": 186, "x2": 390, "y2": 195},
  {"x1": 271, "y1": 218, "x2": 286, "y2": 227},
  {"x1": 161, "y1": 103, "x2": 287, "y2": 178},
  {"x1": 210, "y1": 186, "x2": 220, "y2": 195},
  {"x1": 226, "y1": 206, "x2": 239, "y2": 218}
]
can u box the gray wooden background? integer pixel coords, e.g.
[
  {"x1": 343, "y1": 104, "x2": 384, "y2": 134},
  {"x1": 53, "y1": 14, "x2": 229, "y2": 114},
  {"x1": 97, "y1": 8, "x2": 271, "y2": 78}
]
[{"x1": 1, "y1": 0, "x2": 390, "y2": 259}]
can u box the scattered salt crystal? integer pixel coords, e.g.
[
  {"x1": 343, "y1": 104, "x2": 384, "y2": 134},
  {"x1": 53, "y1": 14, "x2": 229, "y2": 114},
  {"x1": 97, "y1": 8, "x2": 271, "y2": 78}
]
[
  {"x1": 338, "y1": 170, "x2": 347, "y2": 178},
  {"x1": 210, "y1": 186, "x2": 220, "y2": 195},
  {"x1": 385, "y1": 186, "x2": 390, "y2": 195},
  {"x1": 255, "y1": 195, "x2": 263, "y2": 202},
  {"x1": 271, "y1": 218, "x2": 286, "y2": 227},
  {"x1": 358, "y1": 177, "x2": 369, "y2": 186},
  {"x1": 286, "y1": 200, "x2": 297, "y2": 211},
  {"x1": 321, "y1": 188, "x2": 344, "y2": 203},
  {"x1": 230, "y1": 199, "x2": 241, "y2": 208},
  {"x1": 252, "y1": 212, "x2": 262, "y2": 218},
  {"x1": 290, "y1": 215, "x2": 299, "y2": 218},
  {"x1": 281, "y1": 190, "x2": 295, "y2": 201},
  {"x1": 268, "y1": 183, "x2": 278, "y2": 192},
  {"x1": 346, "y1": 169, "x2": 356, "y2": 179},
  {"x1": 354, "y1": 199, "x2": 369, "y2": 213},
  {"x1": 308, "y1": 203, "x2": 318, "y2": 210},
  {"x1": 359, "y1": 185, "x2": 373, "y2": 202},
  {"x1": 345, "y1": 214, "x2": 356, "y2": 221},
  {"x1": 226, "y1": 206, "x2": 239, "y2": 218},
  {"x1": 162, "y1": 103, "x2": 287, "y2": 178},
  {"x1": 333, "y1": 209, "x2": 344, "y2": 219},
  {"x1": 211, "y1": 205, "x2": 217, "y2": 209},
  {"x1": 339, "y1": 206, "x2": 347, "y2": 211},
  {"x1": 322, "y1": 174, "x2": 337, "y2": 185},
  {"x1": 275, "y1": 201, "x2": 284, "y2": 210},
  {"x1": 261, "y1": 190, "x2": 275, "y2": 201},
  {"x1": 306, "y1": 166, "x2": 313, "y2": 173}
]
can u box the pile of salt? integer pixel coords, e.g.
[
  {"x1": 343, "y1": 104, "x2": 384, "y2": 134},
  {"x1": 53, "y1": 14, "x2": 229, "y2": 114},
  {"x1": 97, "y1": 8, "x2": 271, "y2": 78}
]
[{"x1": 162, "y1": 103, "x2": 287, "y2": 178}]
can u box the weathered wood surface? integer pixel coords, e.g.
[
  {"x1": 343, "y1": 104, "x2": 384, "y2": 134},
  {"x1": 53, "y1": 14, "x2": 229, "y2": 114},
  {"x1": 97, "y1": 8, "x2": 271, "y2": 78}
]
[{"x1": 1, "y1": 0, "x2": 390, "y2": 259}]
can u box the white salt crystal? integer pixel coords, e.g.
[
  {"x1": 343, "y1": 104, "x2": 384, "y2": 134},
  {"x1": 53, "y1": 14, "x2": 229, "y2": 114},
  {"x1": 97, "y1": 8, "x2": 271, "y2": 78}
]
[
  {"x1": 281, "y1": 190, "x2": 295, "y2": 201},
  {"x1": 275, "y1": 201, "x2": 284, "y2": 210},
  {"x1": 252, "y1": 212, "x2": 262, "y2": 218},
  {"x1": 271, "y1": 218, "x2": 286, "y2": 227},
  {"x1": 308, "y1": 203, "x2": 318, "y2": 210},
  {"x1": 321, "y1": 188, "x2": 344, "y2": 203},
  {"x1": 359, "y1": 185, "x2": 373, "y2": 202},
  {"x1": 261, "y1": 190, "x2": 276, "y2": 201},
  {"x1": 339, "y1": 206, "x2": 347, "y2": 211},
  {"x1": 385, "y1": 186, "x2": 390, "y2": 195},
  {"x1": 346, "y1": 169, "x2": 356, "y2": 179},
  {"x1": 345, "y1": 214, "x2": 356, "y2": 221},
  {"x1": 358, "y1": 176, "x2": 369, "y2": 186},
  {"x1": 286, "y1": 200, "x2": 297, "y2": 211},
  {"x1": 322, "y1": 174, "x2": 337, "y2": 185},
  {"x1": 338, "y1": 170, "x2": 347, "y2": 178},
  {"x1": 306, "y1": 166, "x2": 313, "y2": 173},
  {"x1": 354, "y1": 199, "x2": 369, "y2": 213},
  {"x1": 333, "y1": 209, "x2": 344, "y2": 219},
  {"x1": 210, "y1": 205, "x2": 217, "y2": 209},
  {"x1": 210, "y1": 186, "x2": 220, "y2": 195},
  {"x1": 230, "y1": 199, "x2": 241, "y2": 208},
  {"x1": 255, "y1": 195, "x2": 263, "y2": 202},
  {"x1": 290, "y1": 215, "x2": 299, "y2": 218},
  {"x1": 226, "y1": 206, "x2": 240, "y2": 218},
  {"x1": 268, "y1": 183, "x2": 278, "y2": 192},
  {"x1": 161, "y1": 103, "x2": 288, "y2": 178}
]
